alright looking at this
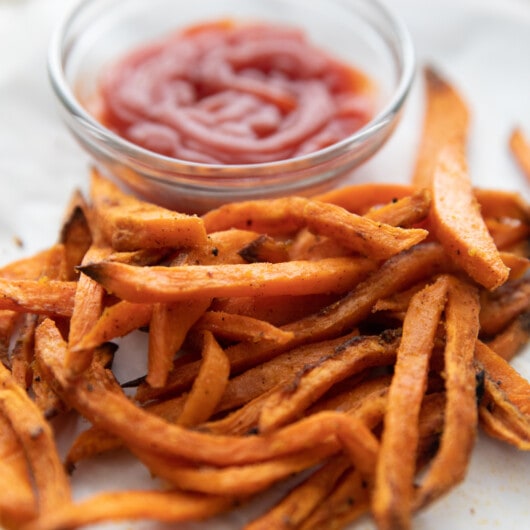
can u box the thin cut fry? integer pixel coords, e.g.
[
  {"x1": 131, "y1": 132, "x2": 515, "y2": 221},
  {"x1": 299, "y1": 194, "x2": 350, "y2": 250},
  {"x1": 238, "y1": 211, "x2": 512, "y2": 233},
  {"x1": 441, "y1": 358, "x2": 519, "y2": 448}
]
[
  {"x1": 509, "y1": 126, "x2": 530, "y2": 182},
  {"x1": 0, "y1": 363, "x2": 71, "y2": 516},
  {"x1": 177, "y1": 330, "x2": 230, "y2": 427},
  {"x1": 411, "y1": 65, "x2": 470, "y2": 189},
  {"x1": 192, "y1": 310, "x2": 295, "y2": 344},
  {"x1": 65, "y1": 245, "x2": 110, "y2": 375},
  {"x1": 302, "y1": 200, "x2": 428, "y2": 259},
  {"x1": 21, "y1": 489, "x2": 235, "y2": 530},
  {"x1": 429, "y1": 144, "x2": 510, "y2": 290},
  {"x1": 487, "y1": 311, "x2": 530, "y2": 361},
  {"x1": 147, "y1": 298, "x2": 211, "y2": 388},
  {"x1": 90, "y1": 168, "x2": 208, "y2": 250},
  {"x1": 258, "y1": 332, "x2": 399, "y2": 433},
  {"x1": 79, "y1": 256, "x2": 377, "y2": 303},
  {"x1": 0, "y1": 277, "x2": 76, "y2": 316},
  {"x1": 0, "y1": 412, "x2": 37, "y2": 528}
]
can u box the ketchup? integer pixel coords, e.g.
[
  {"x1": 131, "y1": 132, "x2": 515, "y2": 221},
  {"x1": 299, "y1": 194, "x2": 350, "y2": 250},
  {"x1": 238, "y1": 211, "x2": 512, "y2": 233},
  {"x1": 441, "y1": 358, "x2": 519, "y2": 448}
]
[{"x1": 98, "y1": 20, "x2": 375, "y2": 165}]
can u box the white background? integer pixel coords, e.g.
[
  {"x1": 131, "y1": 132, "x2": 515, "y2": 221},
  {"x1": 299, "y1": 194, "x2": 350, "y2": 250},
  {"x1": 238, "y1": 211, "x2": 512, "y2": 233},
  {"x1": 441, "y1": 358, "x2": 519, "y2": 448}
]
[{"x1": 1, "y1": 0, "x2": 529, "y2": 529}]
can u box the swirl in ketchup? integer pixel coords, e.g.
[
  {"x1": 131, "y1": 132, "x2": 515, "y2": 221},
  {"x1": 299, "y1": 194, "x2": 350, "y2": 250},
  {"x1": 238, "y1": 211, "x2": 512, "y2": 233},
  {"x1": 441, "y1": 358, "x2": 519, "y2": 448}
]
[{"x1": 98, "y1": 20, "x2": 375, "y2": 165}]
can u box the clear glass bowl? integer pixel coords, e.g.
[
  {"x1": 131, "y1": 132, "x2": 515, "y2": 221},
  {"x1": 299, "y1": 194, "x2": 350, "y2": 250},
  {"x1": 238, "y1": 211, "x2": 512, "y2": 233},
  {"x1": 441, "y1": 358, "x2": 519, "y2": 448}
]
[{"x1": 48, "y1": 0, "x2": 415, "y2": 213}]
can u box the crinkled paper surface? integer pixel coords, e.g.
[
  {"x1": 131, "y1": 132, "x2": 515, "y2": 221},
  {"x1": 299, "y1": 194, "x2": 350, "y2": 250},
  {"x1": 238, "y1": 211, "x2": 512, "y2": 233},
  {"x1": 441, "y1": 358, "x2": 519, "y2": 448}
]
[{"x1": 1, "y1": 0, "x2": 529, "y2": 528}]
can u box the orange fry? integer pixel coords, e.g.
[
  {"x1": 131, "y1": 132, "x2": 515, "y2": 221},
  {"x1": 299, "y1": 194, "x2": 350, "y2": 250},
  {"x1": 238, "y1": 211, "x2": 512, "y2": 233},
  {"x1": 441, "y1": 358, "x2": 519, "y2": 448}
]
[
  {"x1": 177, "y1": 330, "x2": 230, "y2": 427},
  {"x1": 192, "y1": 310, "x2": 295, "y2": 344},
  {"x1": 0, "y1": 412, "x2": 37, "y2": 527},
  {"x1": 0, "y1": 277, "x2": 76, "y2": 317},
  {"x1": 21, "y1": 489, "x2": 235, "y2": 530},
  {"x1": 509, "y1": 126, "x2": 530, "y2": 182},
  {"x1": 430, "y1": 144, "x2": 510, "y2": 290},
  {"x1": 314, "y1": 182, "x2": 414, "y2": 213},
  {"x1": 73, "y1": 300, "x2": 153, "y2": 351},
  {"x1": 147, "y1": 298, "x2": 211, "y2": 388},
  {"x1": 302, "y1": 200, "x2": 428, "y2": 259},
  {"x1": 0, "y1": 364, "x2": 71, "y2": 516},
  {"x1": 79, "y1": 256, "x2": 377, "y2": 303},
  {"x1": 411, "y1": 65, "x2": 470, "y2": 189},
  {"x1": 90, "y1": 168, "x2": 208, "y2": 250}
]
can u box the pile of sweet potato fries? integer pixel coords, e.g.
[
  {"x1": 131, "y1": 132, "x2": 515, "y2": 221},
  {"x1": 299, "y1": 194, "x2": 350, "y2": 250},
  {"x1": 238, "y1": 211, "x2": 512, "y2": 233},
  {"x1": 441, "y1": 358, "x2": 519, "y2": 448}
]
[{"x1": 1, "y1": 66, "x2": 530, "y2": 530}]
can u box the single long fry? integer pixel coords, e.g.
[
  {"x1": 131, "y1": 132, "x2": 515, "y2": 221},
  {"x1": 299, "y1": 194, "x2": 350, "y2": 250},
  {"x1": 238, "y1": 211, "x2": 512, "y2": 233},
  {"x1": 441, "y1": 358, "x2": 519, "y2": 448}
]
[
  {"x1": 0, "y1": 277, "x2": 76, "y2": 316},
  {"x1": 0, "y1": 364, "x2": 71, "y2": 516},
  {"x1": 79, "y1": 256, "x2": 377, "y2": 303},
  {"x1": 314, "y1": 182, "x2": 414, "y2": 213},
  {"x1": 72, "y1": 300, "x2": 153, "y2": 351},
  {"x1": 302, "y1": 200, "x2": 428, "y2": 259},
  {"x1": 65, "y1": 245, "x2": 110, "y2": 375},
  {"x1": 21, "y1": 489, "x2": 235, "y2": 530},
  {"x1": 245, "y1": 456, "x2": 352, "y2": 530},
  {"x1": 509, "y1": 126, "x2": 530, "y2": 182},
  {"x1": 147, "y1": 298, "x2": 211, "y2": 388},
  {"x1": 373, "y1": 276, "x2": 449, "y2": 530},
  {"x1": 177, "y1": 330, "x2": 230, "y2": 427},
  {"x1": 0, "y1": 412, "x2": 37, "y2": 527},
  {"x1": 202, "y1": 196, "x2": 308, "y2": 235},
  {"x1": 430, "y1": 144, "x2": 510, "y2": 290},
  {"x1": 192, "y1": 310, "x2": 295, "y2": 344},
  {"x1": 411, "y1": 65, "x2": 470, "y2": 189},
  {"x1": 90, "y1": 168, "x2": 208, "y2": 250},
  {"x1": 487, "y1": 311, "x2": 530, "y2": 361}
]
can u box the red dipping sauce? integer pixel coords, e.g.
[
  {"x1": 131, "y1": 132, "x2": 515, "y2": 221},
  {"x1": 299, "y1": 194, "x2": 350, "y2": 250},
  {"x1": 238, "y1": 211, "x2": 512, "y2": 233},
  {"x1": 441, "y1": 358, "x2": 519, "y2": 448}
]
[{"x1": 97, "y1": 20, "x2": 375, "y2": 165}]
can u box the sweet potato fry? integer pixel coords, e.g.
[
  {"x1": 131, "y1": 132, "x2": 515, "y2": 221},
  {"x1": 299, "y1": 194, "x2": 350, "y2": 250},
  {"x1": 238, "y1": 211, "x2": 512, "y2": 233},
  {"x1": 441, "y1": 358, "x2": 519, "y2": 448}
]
[
  {"x1": 297, "y1": 466, "x2": 370, "y2": 530},
  {"x1": 258, "y1": 332, "x2": 400, "y2": 433},
  {"x1": 373, "y1": 276, "x2": 449, "y2": 530},
  {"x1": 429, "y1": 144, "x2": 509, "y2": 290},
  {"x1": 415, "y1": 276, "x2": 480, "y2": 510},
  {"x1": 474, "y1": 187, "x2": 530, "y2": 222},
  {"x1": 411, "y1": 65, "x2": 470, "y2": 189},
  {"x1": 302, "y1": 200, "x2": 428, "y2": 259},
  {"x1": 202, "y1": 196, "x2": 308, "y2": 235},
  {"x1": 72, "y1": 300, "x2": 153, "y2": 352},
  {"x1": 136, "y1": 445, "x2": 336, "y2": 496},
  {"x1": 58, "y1": 189, "x2": 92, "y2": 280},
  {"x1": 313, "y1": 182, "x2": 414, "y2": 213},
  {"x1": 475, "y1": 340, "x2": 530, "y2": 417},
  {"x1": 475, "y1": 342, "x2": 530, "y2": 449},
  {"x1": 0, "y1": 277, "x2": 76, "y2": 316},
  {"x1": 244, "y1": 456, "x2": 352, "y2": 530},
  {"x1": 65, "y1": 245, "x2": 110, "y2": 375},
  {"x1": 363, "y1": 188, "x2": 431, "y2": 227},
  {"x1": 177, "y1": 330, "x2": 230, "y2": 427},
  {"x1": 90, "y1": 168, "x2": 208, "y2": 250},
  {"x1": 0, "y1": 364, "x2": 71, "y2": 516},
  {"x1": 485, "y1": 217, "x2": 530, "y2": 250},
  {"x1": 21, "y1": 489, "x2": 235, "y2": 530},
  {"x1": 238, "y1": 234, "x2": 291, "y2": 263},
  {"x1": 79, "y1": 256, "x2": 377, "y2": 303},
  {"x1": 509, "y1": 126, "x2": 530, "y2": 182},
  {"x1": 0, "y1": 412, "x2": 37, "y2": 528},
  {"x1": 479, "y1": 277, "x2": 530, "y2": 336},
  {"x1": 147, "y1": 298, "x2": 211, "y2": 388},
  {"x1": 192, "y1": 310, "x2": 295, "y2": 344},
  {"x1": 487, "y1": 311, "x2": 530, "y2": 361}
]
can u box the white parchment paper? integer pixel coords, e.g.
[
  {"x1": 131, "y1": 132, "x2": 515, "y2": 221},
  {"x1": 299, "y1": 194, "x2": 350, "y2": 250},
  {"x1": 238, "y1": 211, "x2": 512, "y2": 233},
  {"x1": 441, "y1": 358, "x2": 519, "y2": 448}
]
[{"x1": 1, "y1": 0, "x2": 529, "y2": 528}]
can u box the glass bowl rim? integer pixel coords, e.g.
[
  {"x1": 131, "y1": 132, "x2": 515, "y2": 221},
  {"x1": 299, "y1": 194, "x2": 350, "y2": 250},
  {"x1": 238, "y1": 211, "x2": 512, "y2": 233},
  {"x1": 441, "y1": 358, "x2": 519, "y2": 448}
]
[{"x1": 47, "y1": 0, "x2": 416, "y2": 181}]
